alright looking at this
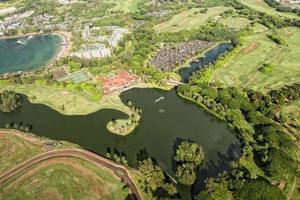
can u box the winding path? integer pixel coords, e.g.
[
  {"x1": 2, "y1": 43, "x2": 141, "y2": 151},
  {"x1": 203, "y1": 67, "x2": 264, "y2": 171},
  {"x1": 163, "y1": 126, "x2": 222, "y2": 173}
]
[{"x1": 0, "y1": 149, "x2": 142, "y2": 200}]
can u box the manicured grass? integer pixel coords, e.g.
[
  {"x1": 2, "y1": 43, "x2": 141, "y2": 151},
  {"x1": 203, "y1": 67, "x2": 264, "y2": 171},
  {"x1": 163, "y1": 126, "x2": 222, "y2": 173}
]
[
  {"x1": 154, "y1": 6, "x2": 230, "y2": 32},
  {"x1": 240, "y1": 0, "x2": 300, "y2": 19},
  {"x1": 218, "y1": 17, "x2": 251, "y2": 30},
  {"x1": 0, "y1": 158, "x2": 130, "y2": 200},
  {"x1": 108, "y1": 0, "x2": 142, "y2": 13},
  {"x1": 210, "y1": 27, "x2": 300, "y2": 92},
  {"x1": 0, "y1": 81, "x2": 133, "y2": 116},
  {"x1": 240, "y1": 151, "x2": 265, "y2": 179},
  {"x1": 0, "y1": 133, "x2": 42, "y2": 174}
]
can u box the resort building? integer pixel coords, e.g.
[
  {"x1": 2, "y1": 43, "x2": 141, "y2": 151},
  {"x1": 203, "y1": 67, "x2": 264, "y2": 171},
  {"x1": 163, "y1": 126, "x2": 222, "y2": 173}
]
[
  {"x1": 74, "y1": 25, "x2": 128, "y2": 59},
  {"x1": 72, "y1": 44, "x2": 111, "y2": 59},
  {"x1": 96, "y1": 71, "x2": 138, "y2": 93}
]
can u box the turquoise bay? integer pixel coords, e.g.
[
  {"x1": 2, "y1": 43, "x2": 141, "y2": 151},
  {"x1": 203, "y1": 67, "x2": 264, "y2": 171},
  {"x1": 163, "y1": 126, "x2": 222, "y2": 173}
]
[{"x1": 0, "y1": 34, "x2": 62, "y2": 74}]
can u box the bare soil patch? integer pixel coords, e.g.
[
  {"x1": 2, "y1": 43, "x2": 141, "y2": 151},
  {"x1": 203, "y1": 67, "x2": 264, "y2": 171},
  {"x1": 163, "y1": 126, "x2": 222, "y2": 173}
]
[{"x1": 244, "y1": 42, "x2": 258, "y2": 53}]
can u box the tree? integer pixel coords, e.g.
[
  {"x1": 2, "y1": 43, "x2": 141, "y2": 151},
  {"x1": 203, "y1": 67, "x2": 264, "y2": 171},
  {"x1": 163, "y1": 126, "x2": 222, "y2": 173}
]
[
  {"x1": 265, "y1": 148, "x2": 297, "y2": 178},
  {"x1": 175, "y1": 162, "x2": 197, "y2": 185},
  {"x1": 175, "y1": 141, "x2": 204, "y2": 166},
  {"x1": 138, "y1": 158, "x2": 165, "y2": 191},
  {"x1": 233, "y1": 179, "x2": 285, "y2": 200},
  {"x1": 162, "y1": 183, "x2": 177, "y2": 197},
  {"x1": 0, "y1": 90, "x2": 23, "y2": 112}
]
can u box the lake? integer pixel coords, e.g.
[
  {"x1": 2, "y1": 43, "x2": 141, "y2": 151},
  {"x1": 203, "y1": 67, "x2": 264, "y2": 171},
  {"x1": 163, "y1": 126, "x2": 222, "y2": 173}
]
[
  {"x1": 0, "y1": 88, "x2": 240, "y2": 198},
  {"x1": 0, "y1": 34, "x2": 62, "y2": 74},
  {"x1": 0, "y1": 43, "x2": 239, "y2": 199}
]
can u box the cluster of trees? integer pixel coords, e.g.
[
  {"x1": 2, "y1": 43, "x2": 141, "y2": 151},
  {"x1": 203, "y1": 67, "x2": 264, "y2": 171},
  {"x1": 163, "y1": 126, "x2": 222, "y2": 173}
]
[
  {"x1": 0, "y1": 90, "x2": 23, "y2": 112},
  {"x1": 177, "y1": 82, "x2": 299, "y2": 199},
  {"x1": 264, "y1": 0, "x2": 300, "y2": 16},
  {"x1": 5, "y1": 73, "x2": 103, "y2": 101},
  {"x1": 138, "y1": 158, "x2": 178, "y2": 198},
  {"x1": 267, "y1": 32, "x2": 285, "y2": 45},
  {"x1": 105, "y1": 148, "x2": 129, "y2": 167},
  {"x1": 220, "y1": 0, "x2": 300, "y2": 29},
  {"x1": 158, "y1": 21, "x2": 238, "y2": 44},
  {"x1": 5, "y1": 121, "x2": 32, "y2": 132},
  {"x1": 259, "y1": 63, "x2": 274, "y2": 73},
  {"x1": 174, "y1": 141, "x2": 204, "y2": 185},
  {"x1": 269, "y1": 84, "x2": 300, "y2": 105}
]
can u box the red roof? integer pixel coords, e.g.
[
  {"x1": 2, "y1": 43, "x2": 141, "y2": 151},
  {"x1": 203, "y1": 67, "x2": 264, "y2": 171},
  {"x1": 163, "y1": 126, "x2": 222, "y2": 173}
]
[{"x1": 97, "y1": 71, "x2": 137, "y2": 93}]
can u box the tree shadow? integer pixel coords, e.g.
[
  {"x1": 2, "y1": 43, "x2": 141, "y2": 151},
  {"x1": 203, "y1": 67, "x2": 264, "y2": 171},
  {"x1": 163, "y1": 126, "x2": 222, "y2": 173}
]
[{"x1": 191, "y1": 140, "x2": 241, "y2": 196}]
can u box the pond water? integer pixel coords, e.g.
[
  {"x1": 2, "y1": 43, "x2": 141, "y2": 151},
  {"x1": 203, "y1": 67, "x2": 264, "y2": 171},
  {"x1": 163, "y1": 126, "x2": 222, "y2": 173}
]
[
  {"x1": 0, "y1": 43, "x2": 240, "y2": 199},
  {"x1": 178, "y1": 43, "x2": 232, "y2": 82},
  {"x1": 0, "y1": 34, "x2": 62, "y2": 74},
  {"x1": 0, "y1": 89, "x2": 240, "y2": 198}
]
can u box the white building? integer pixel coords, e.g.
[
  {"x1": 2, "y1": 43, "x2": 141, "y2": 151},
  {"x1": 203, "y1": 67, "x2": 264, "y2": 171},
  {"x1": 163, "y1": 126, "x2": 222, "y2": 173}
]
[{"x1": 72, "y1": 44, "x2": 111, "y2": 59}]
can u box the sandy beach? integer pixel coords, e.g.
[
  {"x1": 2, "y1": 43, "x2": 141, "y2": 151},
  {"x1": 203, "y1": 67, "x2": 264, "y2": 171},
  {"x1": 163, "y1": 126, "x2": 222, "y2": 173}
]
[
  {"x1": 52, "y1": 31, "x2": 72, "y2": 59},
  {"x1": 0, "y1": 31, "x2": 72, "y2": 59}
]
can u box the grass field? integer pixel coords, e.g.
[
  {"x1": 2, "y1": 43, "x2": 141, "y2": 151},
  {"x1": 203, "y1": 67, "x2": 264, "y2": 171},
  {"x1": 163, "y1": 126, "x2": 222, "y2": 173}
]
[
  {"x1": 154, "y1": 6, "x2": 230, "y2": 32},
  {"x1": 0, "y1": 157, "x2": 130, "y2": 200},
  {"x1": 107, "y1": 0, "x2": 142, "y2": 13},
  {"x1": 218, "y1": 17, "x2": 251, "y2": 30},
  {"x1": 210, "y1": 27, "x2": 300, "y2": 92},
  {"x1": 0, "y1": 81, "x2": 133, "y2": 116},
  {"x1": 0, "y1": 133, "x2": 42, "y2": 174},
  {"x1": 240, "y1": 0, "x2": 300, "y2": 19}
]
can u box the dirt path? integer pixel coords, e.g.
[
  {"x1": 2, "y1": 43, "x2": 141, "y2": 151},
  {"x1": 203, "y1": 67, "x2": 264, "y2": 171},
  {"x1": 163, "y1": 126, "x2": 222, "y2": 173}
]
[
  {"x1": 276, "y1": 124, "x2": 300, "y2": 200},
  {"x1": 0, "y1": 130, "x2": 142, "y2": 200},
  {"x1": 243, "y1": 46, "x2": 284, "y2": 88},
  {"x1": 287, "y1": 142, "x2": 299, "y2": 200}
]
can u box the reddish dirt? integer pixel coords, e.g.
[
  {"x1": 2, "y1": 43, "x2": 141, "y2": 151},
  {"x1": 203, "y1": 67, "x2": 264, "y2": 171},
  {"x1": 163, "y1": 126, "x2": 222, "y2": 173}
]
[
  {"x1": 244, "y1": 42, "x2": 258, "y2": 53},
  {"x1": 96, "y1": 70, "x2": 138, "y2": 94}
]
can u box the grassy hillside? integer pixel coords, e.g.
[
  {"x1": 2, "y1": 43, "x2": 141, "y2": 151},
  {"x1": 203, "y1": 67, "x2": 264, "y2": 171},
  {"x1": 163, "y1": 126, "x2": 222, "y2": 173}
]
[
  {"x1": 0, "y1": 133, "x2": 42, "y2": 174},
  {"x1": 210, "y1": 27, "x2": 300, "y2": 92},
  {"x1": 240, "y1": 0, "x2": 300, "y2": 19},
  {"x1": 108, "y1": 0, "x2": 142, "y2": 13},
  {"x1": 0, "y1": 157, "x2": 130, "y2": 200},
  {"x1": 154, "y1": 6, "x2": 230, "y2": 32}
]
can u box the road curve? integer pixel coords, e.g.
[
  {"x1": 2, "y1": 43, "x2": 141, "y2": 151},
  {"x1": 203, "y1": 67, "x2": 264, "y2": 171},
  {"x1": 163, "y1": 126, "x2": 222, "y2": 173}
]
[{"x1": 0, "y1": 149, "x2": 142, "y2": 200}]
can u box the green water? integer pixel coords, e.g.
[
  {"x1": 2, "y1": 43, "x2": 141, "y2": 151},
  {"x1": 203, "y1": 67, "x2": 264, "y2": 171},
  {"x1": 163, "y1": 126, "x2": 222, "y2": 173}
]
[
  {"x1": 0, "y1": 34, "x2": 62, "y2": 74},
  {"x1": 0, "y1": 88, "x2": 241, "y2": 198},
  {"x1": 0, "y1": 42, "x2": 240, "y2": 198}
]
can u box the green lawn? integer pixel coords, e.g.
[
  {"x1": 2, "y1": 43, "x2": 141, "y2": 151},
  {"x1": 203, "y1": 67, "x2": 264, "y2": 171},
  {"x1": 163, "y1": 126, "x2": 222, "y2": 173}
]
[
  {"x1": 154, "y1": 6, "x2": 230, "y2": 32},
  {"x1": 240, "y1": 0, "x2": 300, "y2": 19},
  {"x1": 0, "y1": 158, "x2": 130, "y2": 200},
  {"x1": 218, "y1": 16, "x2": 251, "y2": 30},
  {"x1": 0, "y1": 133, "x2": 42, "y2": 174},
  {"x1": 210, "y1": 27, "x2": 300, "y2": 92},
  {"x1": 107, "y1": 0, "x2": 142, "y2": 13},
  {"x1": 0, "y1": 81, "x2": 132, "y2": 116}
]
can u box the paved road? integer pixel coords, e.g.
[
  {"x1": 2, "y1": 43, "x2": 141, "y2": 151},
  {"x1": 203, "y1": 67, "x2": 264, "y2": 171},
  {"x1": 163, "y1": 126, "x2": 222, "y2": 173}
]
[{"x1": 0, "y1": 149, "x2": 142, "y2": 200}]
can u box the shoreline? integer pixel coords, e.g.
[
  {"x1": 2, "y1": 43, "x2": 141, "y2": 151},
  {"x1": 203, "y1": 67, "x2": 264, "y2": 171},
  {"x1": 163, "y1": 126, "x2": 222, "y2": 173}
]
[
  {"x1": 52, "y1": 31, "x2": 72, "y2": 59},
  {"x1": 0, "y1": 31, "x2": 71, "y2": 76},
  {"x1": 0, "y1": 31, "x2": 71, "y2": 60}
]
